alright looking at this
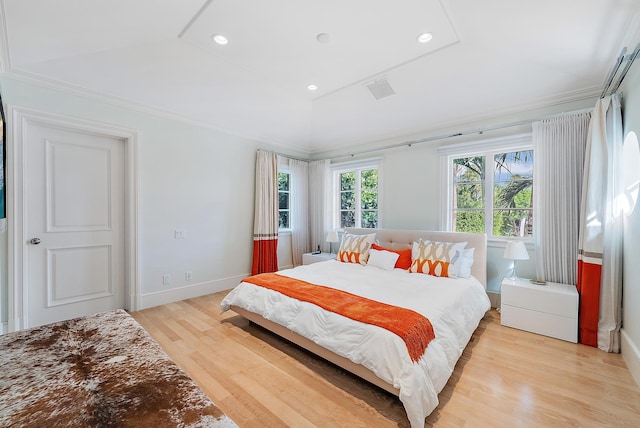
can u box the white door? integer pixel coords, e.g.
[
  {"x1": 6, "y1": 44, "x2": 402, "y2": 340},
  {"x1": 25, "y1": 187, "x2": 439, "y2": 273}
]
[{"x1": 25, "y1": 122, "x2": 125, "y2": 328}]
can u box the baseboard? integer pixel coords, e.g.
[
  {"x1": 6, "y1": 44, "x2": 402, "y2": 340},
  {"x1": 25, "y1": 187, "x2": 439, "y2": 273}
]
[
  {"x1": 621, "y1": 328, "x2": 640, "y2": 389},
  {"x1": 487, "y1": 290, "x2": 501, "y2": 309},
  {"x1": 137, "y1": 274, "x2": 248, "y2": 310},
  {"x1": 1, "y1": 322, "x2": 6, "y2": 335}
]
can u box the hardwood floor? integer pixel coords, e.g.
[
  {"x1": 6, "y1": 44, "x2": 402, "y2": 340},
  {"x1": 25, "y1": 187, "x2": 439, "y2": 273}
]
[{"x1": 131, "y1": 291, "x2": 640, "y2": 427}]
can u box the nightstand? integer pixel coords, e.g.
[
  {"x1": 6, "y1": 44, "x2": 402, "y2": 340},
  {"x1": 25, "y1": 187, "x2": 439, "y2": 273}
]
[
  {"x1": 302, "y1": 252, "x2": 336, "y2": 265},
  {"x1": 500, "y1": 277, "x2": 578, "y2": 343}
]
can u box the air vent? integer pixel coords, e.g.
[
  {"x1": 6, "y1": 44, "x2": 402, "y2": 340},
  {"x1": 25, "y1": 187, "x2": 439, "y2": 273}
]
[{"x1": 365, "y1": 77, "x2": 396, "y2": 100}]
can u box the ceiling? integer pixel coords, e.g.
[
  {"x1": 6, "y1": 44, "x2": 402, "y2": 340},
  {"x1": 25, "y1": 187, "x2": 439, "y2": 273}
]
[{"x1": 1, "y1": 0, "x2": 639, "y2": 156}]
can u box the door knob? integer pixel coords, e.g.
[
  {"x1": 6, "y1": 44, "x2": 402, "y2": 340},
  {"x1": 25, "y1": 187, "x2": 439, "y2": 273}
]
[{"x1": 30, "y1": 238, "x2": 41, "y2": 245}]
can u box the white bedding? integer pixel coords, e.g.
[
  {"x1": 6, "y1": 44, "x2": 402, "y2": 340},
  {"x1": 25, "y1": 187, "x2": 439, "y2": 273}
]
[{"x1": 221, "y1": 260, "x2": 491, "y2": 427}]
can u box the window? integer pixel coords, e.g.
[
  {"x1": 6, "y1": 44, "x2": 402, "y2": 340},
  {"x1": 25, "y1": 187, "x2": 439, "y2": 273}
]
[
  {"x1": 443, "y1": 135, "x2": 533, "y2": 238},
  {"x1": 333, "y1": 160, "x2": 380, "y2": 229},
  {"x1": 278, "y1": 171, "x2": 290, "y2": 229}
]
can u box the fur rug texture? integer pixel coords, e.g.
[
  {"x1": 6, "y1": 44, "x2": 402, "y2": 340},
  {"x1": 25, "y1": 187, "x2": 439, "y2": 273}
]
[{"x1": 0, "y1": 309, "x2": 237, "y2": 427}]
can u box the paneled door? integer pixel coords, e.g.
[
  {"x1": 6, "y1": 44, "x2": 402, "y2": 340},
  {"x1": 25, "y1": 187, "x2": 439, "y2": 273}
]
[{"x1": 24, "y1": 122, "x2": 125, "y2": 328}]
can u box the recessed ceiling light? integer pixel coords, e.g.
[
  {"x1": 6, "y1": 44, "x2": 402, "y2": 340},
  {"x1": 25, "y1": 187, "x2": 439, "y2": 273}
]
[
  {"x1": 316, "y1": 33, "x2": 330, "y2": 44},
  {"x1": 417, "y1": 33, "x2": 433, "y2": 43},
  {"x1": 307, "y1": 84, "x2": 318, "y2": 91},
  {"x1": 212, "y1": 33, "x2": 228, "y2": 45}
]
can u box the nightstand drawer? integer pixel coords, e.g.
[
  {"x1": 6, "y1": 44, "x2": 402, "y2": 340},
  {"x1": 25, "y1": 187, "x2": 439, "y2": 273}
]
[
  {"x1": 501, "y1": 304, "x2": 578, "y2": 343},
  {"x1": 502, "y1": 279, "x2": 578, "y2": 318}
]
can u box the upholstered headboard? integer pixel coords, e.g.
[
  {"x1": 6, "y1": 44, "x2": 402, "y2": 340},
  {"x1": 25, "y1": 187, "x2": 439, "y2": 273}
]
[{"x1": 345, "y1": 228, "x2": 488, "y2": 288}]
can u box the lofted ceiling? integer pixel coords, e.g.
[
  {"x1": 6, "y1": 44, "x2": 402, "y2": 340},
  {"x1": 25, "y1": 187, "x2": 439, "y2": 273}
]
[{"x1": 0, "y1": 0, "x2": 639, "y2": 156}]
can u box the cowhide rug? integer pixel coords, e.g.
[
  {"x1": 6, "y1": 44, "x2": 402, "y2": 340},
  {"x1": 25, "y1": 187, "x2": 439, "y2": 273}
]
[{"x1": 0, "y1": 309, "x2": 237, "y2": 427}]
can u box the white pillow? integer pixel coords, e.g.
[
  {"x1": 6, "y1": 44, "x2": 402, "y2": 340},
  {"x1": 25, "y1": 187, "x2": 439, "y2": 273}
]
[
  {"x1": 366, "y1": 249, "x2": 400, "y2": 271},
  {"x1": 454, "y1": 248, "x2": 475, "y2": 278}
]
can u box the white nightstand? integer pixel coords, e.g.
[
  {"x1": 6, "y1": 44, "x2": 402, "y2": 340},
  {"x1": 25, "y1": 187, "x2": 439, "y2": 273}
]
[
  {"x1": 302, "y1": 252, "x2": 336, "y2": 265},
  {"x1": 500, "y1": 277, "x2": 578, "y2": 343}
]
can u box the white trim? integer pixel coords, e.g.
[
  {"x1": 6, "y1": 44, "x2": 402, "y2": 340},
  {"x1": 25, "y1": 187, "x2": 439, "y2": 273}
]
[
  {"x1": 622, "y1": 328, "x2": 640, "y2": 389},
  {"x1": 138, "y1": 274, "x2": 245, "y2": 310},
  {"x1": 331, "y1": 157, "x2": 383, "y2": 229},
  {"x1": 7, "y1": 106, "x2": 139, "y2": 331},
  {"x1": 330, "y1": 156, "x2": 383, "y2": 169},
  {"x1": 438, "y1": 133, "x2": 532, "y2": 155},
  {"x1": 0, "y1": 70, "x2": 305, "y2": 153},
  {"x1": 440, "y1": 134, "x2": 534, "y2": 238},
  {"x1": 0, "y1": 0, "x2": 11, "y2": 73}
]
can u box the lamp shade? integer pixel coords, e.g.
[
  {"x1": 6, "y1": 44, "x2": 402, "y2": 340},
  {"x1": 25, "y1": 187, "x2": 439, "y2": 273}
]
[
  {"x1": 503, "y1": 241, "x2": 529, "y2": 260},
  {"x1": 326, "y1": 230, "x2": 339, "y2": 243}
]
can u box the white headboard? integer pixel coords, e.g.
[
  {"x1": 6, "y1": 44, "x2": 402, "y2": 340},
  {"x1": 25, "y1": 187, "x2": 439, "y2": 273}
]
[{"x1": 345, "y1": 228, "x2": 488, "y2": 288}]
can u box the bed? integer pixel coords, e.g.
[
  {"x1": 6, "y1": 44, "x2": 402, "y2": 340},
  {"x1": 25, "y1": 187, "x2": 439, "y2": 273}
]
[
  {"x1": 0, "y1": 309, "x2": 238, "y2": 427},
  {"x1": 221, "y1": 228, "x2": 490, "y2": 427}
]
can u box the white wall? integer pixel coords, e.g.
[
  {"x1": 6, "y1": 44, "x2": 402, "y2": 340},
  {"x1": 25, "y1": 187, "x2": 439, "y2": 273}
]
[
  {"x1": 0, "y1": 76, "x2": 290, "y2": 320},
  {"x1": 620, "y1": 60, "x2": 640, "y2": 386},
  {"x1": 0, "y1": 74, "x2": 599, "y2": 326},
  {"x1": 327, "y1": 100, "x2": 598, "y2": 298}
]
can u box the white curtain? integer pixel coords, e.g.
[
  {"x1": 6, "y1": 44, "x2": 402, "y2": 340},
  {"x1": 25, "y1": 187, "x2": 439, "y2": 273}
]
[
  {"x1": 289, "y1": 159, "x2": 309, "y2": 266},
  {"x1": 251, "y1": 150, "x2": 279, "y2": 275},
  {"x1": 577, "y1": 94, "x2": 623, "y2": 351},
  {"x1": 309, "y1": 159, "x2": 332, "y2": 253},
  {"x1": 532, "y1": 111, "x2": 591, "y2": 284}
]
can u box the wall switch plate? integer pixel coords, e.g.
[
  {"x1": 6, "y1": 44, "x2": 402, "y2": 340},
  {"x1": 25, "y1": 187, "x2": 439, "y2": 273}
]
[
  {"x1": 185, "y1": 271, "x2": 192, "y2": 281},
  {"x1": 163, "y1": 274, "x2": 171, "y2": 285},
  {"x1": 175, "y1": 229, "x2": 186, "y2": 239}
]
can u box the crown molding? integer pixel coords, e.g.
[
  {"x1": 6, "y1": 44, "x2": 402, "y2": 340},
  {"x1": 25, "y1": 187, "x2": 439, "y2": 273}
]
[
  {"x1": 0, "y1": 67, "x2": 312, "y2": 156},
  {"x1": 309, "y1": 85, "x2": 601, "y2": 159}
]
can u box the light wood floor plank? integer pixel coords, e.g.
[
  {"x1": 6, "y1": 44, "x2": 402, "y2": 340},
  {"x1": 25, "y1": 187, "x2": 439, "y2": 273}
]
[{"x1": 131, "y1": 291, "x2": 640, "y2": 427}]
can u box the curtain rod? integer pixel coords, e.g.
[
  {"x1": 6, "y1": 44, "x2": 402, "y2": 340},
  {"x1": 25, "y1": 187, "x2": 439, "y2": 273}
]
[
  {"x1": 257, "y1": 148, "x2": 311, "y2": 162},
  {"x1": 601, "y1": 44, "x2": 640, "y2": 98},
  {"x1": 317, "y1": 108, "x2": 593, "y2": 161}
]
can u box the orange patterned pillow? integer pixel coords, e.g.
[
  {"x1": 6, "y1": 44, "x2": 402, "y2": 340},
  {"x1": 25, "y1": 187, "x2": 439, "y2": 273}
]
[
  {"x1": 410, "y1": 240, "x2": 467, "y2": 277},
  {"x1": 337, "y1": 233, "x2": 376, "y2": 265},
  {"x1": 371, "y1": 243, "x2": 412, "y2": 270}
]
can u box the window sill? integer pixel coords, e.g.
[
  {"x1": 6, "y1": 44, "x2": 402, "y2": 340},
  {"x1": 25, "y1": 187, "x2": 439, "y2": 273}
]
[{"x1": 487, "y1": 237, "x2": 534, "y2": 251}]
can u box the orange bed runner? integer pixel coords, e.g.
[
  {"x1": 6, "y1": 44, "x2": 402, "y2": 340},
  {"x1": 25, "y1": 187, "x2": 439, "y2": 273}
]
[{"x1": 243, "y1": 273, "x2": 435, "y2": 362}]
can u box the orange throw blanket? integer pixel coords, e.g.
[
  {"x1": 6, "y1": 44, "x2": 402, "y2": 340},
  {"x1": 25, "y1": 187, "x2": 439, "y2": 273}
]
[{"x1": 243, "y1": 273, "x2": 435, "y2": 363}]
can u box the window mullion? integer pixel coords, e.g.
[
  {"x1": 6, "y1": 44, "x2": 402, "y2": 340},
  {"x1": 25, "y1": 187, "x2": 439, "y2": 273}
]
[
  {"x1": 355, "y1": 169, "x2": 362, "y2": 228},
  {"x1": 485, "y1": 153, "x2": 494, "y2": 236}
]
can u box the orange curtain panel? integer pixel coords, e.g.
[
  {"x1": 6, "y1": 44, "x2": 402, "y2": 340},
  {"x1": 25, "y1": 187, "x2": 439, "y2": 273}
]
[
  {"x1": 577, "y1": 94, "x2": 623, "y2": 351},
  {"x1": 251, "y1": 150, "x2": 279, "y2": 275}
]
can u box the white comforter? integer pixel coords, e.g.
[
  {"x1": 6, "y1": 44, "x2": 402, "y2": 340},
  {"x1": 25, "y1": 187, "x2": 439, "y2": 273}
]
[{"x1": 220, "y1": 260, "x2": 490, "y2": 427}]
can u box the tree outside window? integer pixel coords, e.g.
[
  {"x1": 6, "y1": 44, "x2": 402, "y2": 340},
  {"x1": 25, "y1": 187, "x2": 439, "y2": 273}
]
[
  {"x1": 452, "y1": 150, "x2": 533, "y2": 238},
  {"x1": 336, "y1": 165, "x2": 379, "y2": 229},
  {"x1": 278, "y1": 171, "x2": 290, "y2": 229}
]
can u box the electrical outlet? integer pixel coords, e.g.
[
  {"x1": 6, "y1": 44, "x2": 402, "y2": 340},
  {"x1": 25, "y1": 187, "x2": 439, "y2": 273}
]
[
  {"x1": 174, "y1": 229, "x2": 186, "y2": 239},
  {"x1": 185, "y1": 271, "x2": 192, "y2": 281},
  {"x1": 162, "y1": 274, "x2": 171, "y2": 285}
]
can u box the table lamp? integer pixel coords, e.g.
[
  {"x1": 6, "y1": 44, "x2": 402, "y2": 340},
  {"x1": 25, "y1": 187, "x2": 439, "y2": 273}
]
[
  {"x1": 326, "y1": 230, "x2": 339, "y2": 255},
  {"x1": 504, "y1": 241, "x2": 529, "y2": 281}
]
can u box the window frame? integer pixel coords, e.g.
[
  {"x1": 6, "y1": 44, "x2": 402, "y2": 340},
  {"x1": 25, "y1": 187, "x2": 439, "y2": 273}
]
[
  {"x1": 331, "y1": 158, "x2": 382, "y2": 230},
  {"x1": 277, "y1": 169, "x2": 291, "y2": 231},
  {"x1": 440, "y1": 134, "x2": 533, "y2": 241}
]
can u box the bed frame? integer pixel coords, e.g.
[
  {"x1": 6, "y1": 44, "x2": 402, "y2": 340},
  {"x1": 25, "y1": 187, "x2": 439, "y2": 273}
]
[{"x1": 230, "y1": 228, "x2": 488, "y2": 396}]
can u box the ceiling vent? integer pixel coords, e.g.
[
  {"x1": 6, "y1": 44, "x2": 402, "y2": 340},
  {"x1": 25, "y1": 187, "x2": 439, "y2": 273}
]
[{"x1": 365, "y1": 77, "x2": 396, "y2": 100}]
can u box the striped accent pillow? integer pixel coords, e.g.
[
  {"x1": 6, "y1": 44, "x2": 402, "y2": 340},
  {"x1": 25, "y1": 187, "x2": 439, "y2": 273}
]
[
  {"x1": 410, "y1": 239, "x2": 467, "y2": 277},
  {"x1": 337, "y1": 233, "x2": 376, "y2": 265}
]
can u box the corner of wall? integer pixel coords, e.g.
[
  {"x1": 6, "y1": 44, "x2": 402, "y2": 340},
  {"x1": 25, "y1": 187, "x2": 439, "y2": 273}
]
[{"x1": 622, "y1": 328, "x2": 640, "y2": 389}]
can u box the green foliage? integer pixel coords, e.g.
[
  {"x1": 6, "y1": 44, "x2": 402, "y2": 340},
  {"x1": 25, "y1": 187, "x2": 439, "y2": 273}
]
[
  {"x1": 278, "y1": 172, "x2": 289, "y2": 191},
  {"x1": 278, "y1": 172, "x2": 290, "y2": 229},
  {"x1": 454, "y1": 210, "x2": 484, "y2": 233},
  {"x1": 453, "y1": 151, "x2": 534, "y2": 237},
  {"x1": 339, "y1": 169, "x2": 378, "y2": 228}
]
